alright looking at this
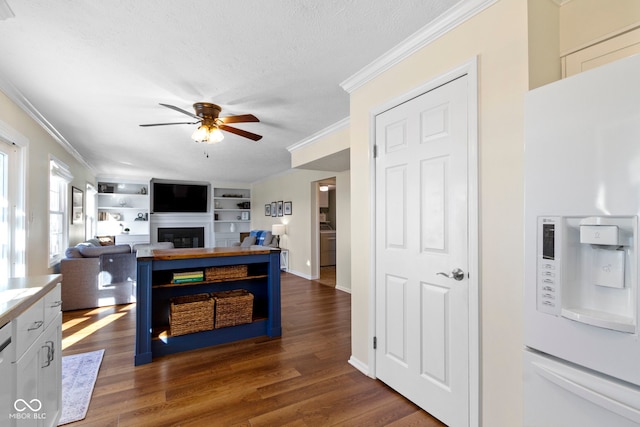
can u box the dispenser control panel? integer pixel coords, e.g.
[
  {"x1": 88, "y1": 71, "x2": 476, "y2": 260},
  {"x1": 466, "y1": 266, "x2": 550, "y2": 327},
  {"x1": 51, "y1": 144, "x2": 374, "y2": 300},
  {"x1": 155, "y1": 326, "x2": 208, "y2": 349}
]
[{"x1": 537, "y1": 217, "x2": 561, "y2": 315}]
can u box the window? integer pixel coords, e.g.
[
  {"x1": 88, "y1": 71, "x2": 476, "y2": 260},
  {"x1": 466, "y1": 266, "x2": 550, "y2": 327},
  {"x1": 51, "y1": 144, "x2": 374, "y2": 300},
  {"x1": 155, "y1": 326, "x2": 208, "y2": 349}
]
[
  {"x1": 85, "y1": 182, "x2": 97, "y2": 240},
  {"x1": 0, "y1": 144, "x2": 9, "y2": 278},
  {"x1": 49, "y1": 157, "x2": 72, "y2": 266}
]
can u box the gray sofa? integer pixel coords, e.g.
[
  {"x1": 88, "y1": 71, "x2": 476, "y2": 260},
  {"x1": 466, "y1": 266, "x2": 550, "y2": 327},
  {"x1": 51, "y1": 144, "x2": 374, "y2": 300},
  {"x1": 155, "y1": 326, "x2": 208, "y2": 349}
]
[
  {"x1": 60, "y1": 239, "x2": 135, "y2": 311},
  {"x1": 60, "y1": 239, "x2": 174, "y2": 311}
]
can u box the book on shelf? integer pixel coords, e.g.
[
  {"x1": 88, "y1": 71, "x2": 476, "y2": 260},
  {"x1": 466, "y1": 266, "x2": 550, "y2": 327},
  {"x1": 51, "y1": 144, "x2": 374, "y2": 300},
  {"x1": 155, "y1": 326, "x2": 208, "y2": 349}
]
[
  {"x1": 172, "y1": 277, "x2": 203, "y2": 284},
  {"x1": 172, "y1": 271, "x2": 204, "y2": 283}
]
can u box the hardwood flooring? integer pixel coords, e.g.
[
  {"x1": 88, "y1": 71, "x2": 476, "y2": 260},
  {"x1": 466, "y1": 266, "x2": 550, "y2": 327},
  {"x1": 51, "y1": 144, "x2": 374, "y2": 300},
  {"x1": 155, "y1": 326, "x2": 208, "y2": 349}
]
[
  {"x1": 317, "y1": 266, "x2": 336, "y2": 288},
  {"x1": 61, "y1": 273, "x2": 445, "y2": 426}
]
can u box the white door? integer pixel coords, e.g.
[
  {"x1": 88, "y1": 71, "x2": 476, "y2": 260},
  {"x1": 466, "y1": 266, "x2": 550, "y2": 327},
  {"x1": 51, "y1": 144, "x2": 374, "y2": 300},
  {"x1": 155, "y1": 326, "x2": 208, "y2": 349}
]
[{"x1": 375, "y1": 75, "x2": 470, "y2": 427}]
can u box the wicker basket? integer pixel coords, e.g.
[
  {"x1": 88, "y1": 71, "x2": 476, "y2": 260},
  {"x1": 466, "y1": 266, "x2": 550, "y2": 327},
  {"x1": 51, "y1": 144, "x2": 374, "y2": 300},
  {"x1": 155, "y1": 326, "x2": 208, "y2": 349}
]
[
  {"x1": 212, "y1": 289, "x2": 254, "y2": 328},
  {"x1": 169, "y1": 293, "x2": 214, "y2": 336},
  {"x1": 205, "y1": 264, "x2": 248, "y2": 281}
]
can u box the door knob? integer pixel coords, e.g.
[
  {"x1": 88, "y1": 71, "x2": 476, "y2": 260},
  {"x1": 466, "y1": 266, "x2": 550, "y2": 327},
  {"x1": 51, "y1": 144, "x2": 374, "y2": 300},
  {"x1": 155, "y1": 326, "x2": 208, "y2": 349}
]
[{"x1": 437, "y1": 268, "x2": 465, "y2": 281}]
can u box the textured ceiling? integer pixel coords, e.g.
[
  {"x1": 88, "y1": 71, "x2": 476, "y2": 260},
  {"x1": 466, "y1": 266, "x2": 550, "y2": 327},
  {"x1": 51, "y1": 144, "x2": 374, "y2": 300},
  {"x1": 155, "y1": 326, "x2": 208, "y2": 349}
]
[{"x1": 0, "y1": 0, "x2": 456, "y2": 183}]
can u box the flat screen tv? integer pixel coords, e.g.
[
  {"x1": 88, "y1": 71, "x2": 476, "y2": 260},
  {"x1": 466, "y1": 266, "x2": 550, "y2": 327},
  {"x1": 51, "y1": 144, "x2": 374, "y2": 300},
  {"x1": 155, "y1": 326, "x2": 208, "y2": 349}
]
[{"x1": 151, "y1": 180, "x2": 210, "y2": 213}]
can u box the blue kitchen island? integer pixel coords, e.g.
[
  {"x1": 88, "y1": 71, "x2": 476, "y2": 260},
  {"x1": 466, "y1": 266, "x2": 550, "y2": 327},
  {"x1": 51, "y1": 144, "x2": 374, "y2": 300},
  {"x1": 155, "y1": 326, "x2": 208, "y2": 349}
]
[{"x1": 134, "y1": 246, "x2": 281, "y2": 365}]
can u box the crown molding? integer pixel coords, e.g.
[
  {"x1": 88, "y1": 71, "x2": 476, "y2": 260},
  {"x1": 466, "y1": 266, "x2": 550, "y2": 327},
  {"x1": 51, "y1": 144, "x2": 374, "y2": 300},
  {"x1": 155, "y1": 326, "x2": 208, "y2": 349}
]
[
  {"x1": 551, "y1": 0, "x2": 572, "y2": 6},
  {"x1": 0, "y1": 74, "x2": 95, "y2": 172},
  {"x1": 340, "y1": 0, "x2": 497, "y2": 93},
  {"x1": 287, "y1": 116, "x2": 349, "y2": 153}
]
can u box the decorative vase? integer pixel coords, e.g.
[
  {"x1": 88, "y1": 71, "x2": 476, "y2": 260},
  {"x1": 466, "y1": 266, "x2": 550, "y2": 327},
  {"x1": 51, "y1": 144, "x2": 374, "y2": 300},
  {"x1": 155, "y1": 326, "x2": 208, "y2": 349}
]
[{"x1": 230, "y1": 223, "x2": 235, "y2": 232}]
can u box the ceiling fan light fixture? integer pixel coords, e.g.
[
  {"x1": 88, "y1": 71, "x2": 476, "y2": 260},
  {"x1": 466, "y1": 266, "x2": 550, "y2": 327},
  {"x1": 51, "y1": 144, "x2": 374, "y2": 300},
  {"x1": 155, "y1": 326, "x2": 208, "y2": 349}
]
[
  {"x1": 209, "y1": 127, "x2": 224, "y2": 143},
  {"x1": 192, "y1": 124, "x2": 224, "y2": 144}
]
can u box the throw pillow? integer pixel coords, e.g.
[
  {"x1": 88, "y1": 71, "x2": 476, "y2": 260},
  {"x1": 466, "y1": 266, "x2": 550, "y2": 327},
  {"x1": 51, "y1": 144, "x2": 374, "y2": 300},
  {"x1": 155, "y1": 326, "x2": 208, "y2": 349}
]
[{"x1": 240, "y1": 236, "x2": 257, "y2": 247}]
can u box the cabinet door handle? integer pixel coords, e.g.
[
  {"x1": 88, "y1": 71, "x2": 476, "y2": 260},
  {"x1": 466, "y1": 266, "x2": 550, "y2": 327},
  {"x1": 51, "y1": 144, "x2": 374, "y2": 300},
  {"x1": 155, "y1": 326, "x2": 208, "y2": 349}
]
[
  {"x1": 50, "y1": 300, "x2": 62, "y2": 308},
  {"x1": 0, "y1": 337, "x2": 10, "y2": 353},
  {"x1": 41, "y1": 341, "x2": 54, "y2": 368},
  {"x1": 28, "y1": 320, "x2": 44, "y2": 331}
]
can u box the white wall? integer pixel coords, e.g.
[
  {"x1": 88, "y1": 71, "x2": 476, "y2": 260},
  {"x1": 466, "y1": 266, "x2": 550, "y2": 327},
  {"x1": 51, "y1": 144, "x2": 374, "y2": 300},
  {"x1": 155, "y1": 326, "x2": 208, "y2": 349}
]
[{"x1": 251, "y1": 169, "x2": 350, "y2": 290}]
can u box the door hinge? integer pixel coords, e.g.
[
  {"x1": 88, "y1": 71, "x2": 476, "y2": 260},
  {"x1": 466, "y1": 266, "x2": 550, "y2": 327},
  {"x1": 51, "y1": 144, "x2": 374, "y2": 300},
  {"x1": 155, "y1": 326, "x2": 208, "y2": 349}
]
[
  {"x1": 373, "y1": 145, "x2": 378, "y2": 158},
  {"x1": 373, "y1": 336, "x2": 377, "y2": 349}
]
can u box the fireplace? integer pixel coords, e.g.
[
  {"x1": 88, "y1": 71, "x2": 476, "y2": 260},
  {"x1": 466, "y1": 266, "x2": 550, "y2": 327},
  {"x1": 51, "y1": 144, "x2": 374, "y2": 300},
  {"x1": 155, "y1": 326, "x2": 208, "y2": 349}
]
[{"x1": 158, "y1": 227, "x2": 205, "y2": 248}]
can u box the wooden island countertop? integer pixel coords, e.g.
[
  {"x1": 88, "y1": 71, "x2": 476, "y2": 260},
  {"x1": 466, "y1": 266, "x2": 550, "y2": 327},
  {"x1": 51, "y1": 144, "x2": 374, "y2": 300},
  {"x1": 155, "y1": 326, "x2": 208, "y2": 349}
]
[{"x1": 136, "y1": 246, "x2": 277, "y2": 261}]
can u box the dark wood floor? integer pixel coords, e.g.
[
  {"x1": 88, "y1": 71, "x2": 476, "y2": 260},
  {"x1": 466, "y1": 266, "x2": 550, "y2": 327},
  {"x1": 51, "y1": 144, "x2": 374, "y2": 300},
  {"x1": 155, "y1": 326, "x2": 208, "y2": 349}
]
[{"x1": 61, "y1": 272, "x2": 445, "y2": 426}]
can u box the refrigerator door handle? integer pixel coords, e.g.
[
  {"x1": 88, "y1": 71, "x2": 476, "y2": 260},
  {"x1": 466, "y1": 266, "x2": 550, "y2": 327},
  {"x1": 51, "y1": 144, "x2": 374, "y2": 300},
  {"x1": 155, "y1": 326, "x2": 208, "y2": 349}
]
[{"x1": 532, "y1": 360, "x2": 640, "y2": 423}]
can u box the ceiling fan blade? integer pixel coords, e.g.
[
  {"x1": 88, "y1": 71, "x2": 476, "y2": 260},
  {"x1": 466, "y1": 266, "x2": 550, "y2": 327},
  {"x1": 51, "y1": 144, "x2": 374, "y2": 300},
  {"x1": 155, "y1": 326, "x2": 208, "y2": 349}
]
[
  {"x1": 219, "y1": 114, "x2": 259, "y2": 124},
  {"x1": 159, "y1": 103, "x2": 201, "y2": 120},
  {"x1": 219, "y1": 124, "x2": 263, "y2": 141},
  {"x1": 139, "y1": 121, "x2": 200, "y2": 127}
]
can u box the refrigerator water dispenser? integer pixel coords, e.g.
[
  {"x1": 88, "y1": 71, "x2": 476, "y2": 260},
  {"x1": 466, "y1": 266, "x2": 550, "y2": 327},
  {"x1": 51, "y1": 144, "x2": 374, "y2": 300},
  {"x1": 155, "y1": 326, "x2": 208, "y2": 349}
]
[{"x1": 537, "y1": 216, "x2": 637, "y2": 333}]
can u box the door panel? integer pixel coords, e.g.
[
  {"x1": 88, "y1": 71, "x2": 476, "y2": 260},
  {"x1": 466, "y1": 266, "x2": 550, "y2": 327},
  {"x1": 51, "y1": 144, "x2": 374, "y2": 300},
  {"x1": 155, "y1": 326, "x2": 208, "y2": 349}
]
[
  {"x1": 421, "y1": 281, "x2": 449, "y2": 385},
  {"x1": 375, "y1": 75, "x2": 469, "y2": 427},
  {"x1": 385, "y1": 165, "x2": 407, "y2": 249}
]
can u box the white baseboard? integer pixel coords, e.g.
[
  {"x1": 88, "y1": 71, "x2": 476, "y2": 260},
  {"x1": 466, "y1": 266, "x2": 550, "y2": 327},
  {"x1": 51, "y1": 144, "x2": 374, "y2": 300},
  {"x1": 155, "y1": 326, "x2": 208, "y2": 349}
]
[
  {"x1": 335, "y1": 285, "x2": 351, "y2": 294},
  {"x1": 286, "y1": 270, "x2": 351, "y2": 293},
  {"x1": 348, "y1": 355, "x2": 373, "y2": 378},
  {"x1": 285, "y1": 269, "x2": 314, "y2": 280}
]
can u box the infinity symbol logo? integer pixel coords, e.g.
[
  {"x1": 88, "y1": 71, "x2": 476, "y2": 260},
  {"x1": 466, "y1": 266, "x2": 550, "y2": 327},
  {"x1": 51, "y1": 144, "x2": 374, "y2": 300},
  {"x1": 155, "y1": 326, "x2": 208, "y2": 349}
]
[{"x1": 14, "y1": 398, "x2": 42, "y2": 412}]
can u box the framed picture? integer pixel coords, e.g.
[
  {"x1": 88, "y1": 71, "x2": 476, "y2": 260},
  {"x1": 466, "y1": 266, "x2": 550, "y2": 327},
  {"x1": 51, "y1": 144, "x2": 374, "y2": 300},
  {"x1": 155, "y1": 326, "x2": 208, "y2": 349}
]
[
  {"x1": 264, "y1": 204, "x2": 271, "y2": 216},
  {"x1": 277, "y1": 201, "x2": 284, "y2": 217},
  {"x1": 241, "y1": 211, "x2": 250, "y2": 221},
  {"x1": 284, "y1": 201, "x2": 292, "y2": 215},
  {"x1": 71, "y1": 186, "x2": 83, "y2": 224},
  {"x1": 271, "y1": 202, "x2": 277, "y2": 217}
]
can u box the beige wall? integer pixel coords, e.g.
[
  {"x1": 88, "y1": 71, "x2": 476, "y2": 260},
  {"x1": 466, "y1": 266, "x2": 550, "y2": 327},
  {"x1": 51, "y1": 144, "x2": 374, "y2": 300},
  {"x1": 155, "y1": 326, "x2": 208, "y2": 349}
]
[
  {"x1": 528, "y1": 0, "x2": 561, "y2": 89},
  {"x1": 349, "y1": 1, "x2": 528, "y2": 426},
  {"x1": 560, "y1": 0, "x2": 640, "y2": 54},
  {"x1": 0, "y1": 90, "x2": 95, "y2": 275},
  {"x1": 290, "y1": 125, "x2": 350, "y2": 168},
  {"x1": 251, "y1": 168, "x2": 351, "y2": 290}
]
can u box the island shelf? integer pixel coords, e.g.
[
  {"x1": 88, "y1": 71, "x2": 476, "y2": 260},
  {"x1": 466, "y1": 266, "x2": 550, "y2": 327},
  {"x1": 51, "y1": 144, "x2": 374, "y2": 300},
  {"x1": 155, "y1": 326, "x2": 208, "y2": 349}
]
[{"x1": 134, "y1": 247, "x2": 281, "y2": 365}]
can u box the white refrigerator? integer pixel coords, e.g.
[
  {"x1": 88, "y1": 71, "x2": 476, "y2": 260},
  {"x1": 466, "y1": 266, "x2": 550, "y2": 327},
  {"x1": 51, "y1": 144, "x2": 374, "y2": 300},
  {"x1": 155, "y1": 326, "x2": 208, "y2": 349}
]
[{"x1": 524, "y1": 54, "x2": 640, "y2": 426}]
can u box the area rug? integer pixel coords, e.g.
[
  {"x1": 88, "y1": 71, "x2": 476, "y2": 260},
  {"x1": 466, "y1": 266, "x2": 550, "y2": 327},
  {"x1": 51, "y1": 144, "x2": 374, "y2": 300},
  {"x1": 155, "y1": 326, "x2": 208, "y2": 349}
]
[{"x1": 58, "y1": 349, "x2": 104, "y2": 425}]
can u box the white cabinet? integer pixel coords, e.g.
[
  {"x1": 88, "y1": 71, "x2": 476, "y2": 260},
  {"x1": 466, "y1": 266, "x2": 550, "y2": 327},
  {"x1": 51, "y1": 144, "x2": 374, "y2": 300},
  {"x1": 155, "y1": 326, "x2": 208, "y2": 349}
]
[
  {"x1": 213, "y1": 187, "x2": 251, "y2": 246},
  {"x1": 11, "y1": 283, "x2": 62, "y2": 427},
  {"x1": 563, "y1": 26, "x2": 640, "y2": 77},
  {"x1": 0, "y1": 321, "x2": 13, "y2": 421},
  {"x1": 319, "y1": 190, "x2": 329, "y2": 208},
  {"x1": 115, "y1": 233, "x2": 150, "y2": 246},
  {"x1": 97, "y1": 180, "x2": 150, "y2": 237}
]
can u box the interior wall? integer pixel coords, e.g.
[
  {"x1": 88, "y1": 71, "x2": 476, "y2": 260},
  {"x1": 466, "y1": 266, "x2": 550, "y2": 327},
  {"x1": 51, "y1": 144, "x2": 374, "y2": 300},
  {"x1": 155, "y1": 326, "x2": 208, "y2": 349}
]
[
  {"x1": 335, "y1": 170, "x2": 350, "y2": 292},
  {"x1": 251, "y1": 168, "x2": 351, "y2": 290},
  {"x1": 0, "y1": 89, "x2": 95, "y2": 275},
  {"x1": 528, "y1": 0, "x2": 561, "y2": 89},
  {"x1": 290, "y1": 125, "x2": 349, "y2": 168},
  {"x1": 348, "y1": 0, "x2": 528, "y2": 425},
  {"x1": 560, "y1": 0, "x2": 640, "y2": 54}
]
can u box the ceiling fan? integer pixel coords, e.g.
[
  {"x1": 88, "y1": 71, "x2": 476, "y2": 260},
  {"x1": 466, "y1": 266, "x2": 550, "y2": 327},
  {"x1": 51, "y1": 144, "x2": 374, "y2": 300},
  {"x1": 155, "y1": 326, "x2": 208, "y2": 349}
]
[{"x1": 140, "y1": 102, "x2": 262, "y2": 143}]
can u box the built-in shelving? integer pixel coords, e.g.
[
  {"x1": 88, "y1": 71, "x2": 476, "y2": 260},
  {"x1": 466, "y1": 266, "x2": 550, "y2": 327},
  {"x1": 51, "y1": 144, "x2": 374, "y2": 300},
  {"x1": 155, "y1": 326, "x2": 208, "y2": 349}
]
[
  {"x1": 97, "y1": 180, "x2": 150, "y2": 238},
  {"x1": 151, "y1": 274, "x2": 269, "y2": 289},
  {"x1": 213, "y1": 187, "x2": 251, "y2": 246}
]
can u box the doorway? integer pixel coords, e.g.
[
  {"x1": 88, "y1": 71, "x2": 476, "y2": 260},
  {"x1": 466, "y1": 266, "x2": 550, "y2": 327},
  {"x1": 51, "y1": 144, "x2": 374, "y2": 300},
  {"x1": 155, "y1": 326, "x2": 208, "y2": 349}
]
[
  {"x1": 317, "y1": 178, "x2": 336, "y2": 287},
  {"x1": 373, "y1": 60, "x2": 479, "y2": 427}
]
